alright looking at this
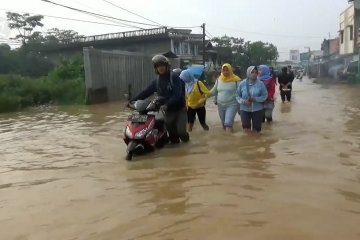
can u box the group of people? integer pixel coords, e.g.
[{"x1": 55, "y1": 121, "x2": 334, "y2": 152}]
[{"x1": 129, "y1": 55, "x2": 295, "y2": 144}]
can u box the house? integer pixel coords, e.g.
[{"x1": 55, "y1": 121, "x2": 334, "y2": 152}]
[
  {"x1": 169, "y1": 29, "x2": 203, "y2": 66},
  {"x1": 42, "y1": 27, "x2": 205, "y2": 67},
  {"x1": 321, "y1": 38, "x2": 340, "y2": 57},
  {"x1": 339, "y1": 1, "x2": 360, "y2": 56},
  {"x1": 289, "y1": 50, "x2": 300, "y2": 63}
]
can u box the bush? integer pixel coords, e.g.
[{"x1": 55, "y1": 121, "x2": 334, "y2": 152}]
[
  {"x1": 0, "y1": 93, "x2": 21, "y2": 113},
  {"x1": 347, "y1": 75, "x2": 360, "y2": 84},
  {"x1": 0, "y1": 57, "x2": 86, "y2": 113}
]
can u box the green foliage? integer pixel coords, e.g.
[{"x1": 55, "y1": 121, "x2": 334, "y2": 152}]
[
  {"x1": 6, "y1": 12, "x2": 44, "y2": 44},
  {"x1": 347, "y1": 75, "x2": 360, "y2": 84},
  {"x1": 211, "y1": 36, "x2": 279, "y2": 69},
  {"x1": 0, "y1": 58, "x2": 85, "y2": 113}
]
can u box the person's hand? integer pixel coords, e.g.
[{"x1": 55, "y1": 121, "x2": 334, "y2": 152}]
[
  {"x1": 160, "y1": 105, "x2": 168, "y2": 112},
  {"x1": 248, "y1": 97, "x2": 254, "y2": 103},
  {"x1": 245, "y1": 98, "x2": 252, "y2": 105},
  {"x1": 197, "y1": 98, "x2": 206, "y2": 106}
]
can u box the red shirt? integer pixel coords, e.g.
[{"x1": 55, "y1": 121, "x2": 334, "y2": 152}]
[{"x1": 262, "y1": 78, "x2": 276, "y2": 101}]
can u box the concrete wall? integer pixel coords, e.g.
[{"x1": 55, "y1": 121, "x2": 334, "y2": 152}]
[
  {"x1": 329, "y1": 39, "x2": 340, "y2": 55},
  {"x1": 104, "y1": 39, "x2": 172, "y2": 56},
  {"x1": 83, "y1": 48, "x2": 155, "y2": 104},
  {"x1": 340, "y1": 5, "x2": 355, "y2": 55}
]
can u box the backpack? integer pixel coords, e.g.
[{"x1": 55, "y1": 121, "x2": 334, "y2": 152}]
[
  {"x1": 156, "y1": 72, "x2": 174, "y2": 95},
  {"x1": 197, "y1": 81, "x2": 207, "y2": 105}
]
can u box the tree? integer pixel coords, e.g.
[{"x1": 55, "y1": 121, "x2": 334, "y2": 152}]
[
  {"x1": 211, "y1": 35, "x2": 244, "y2": 48},
  {"x1": 6, "y1": 12, "x2": 44, "y2": 45},
  {"x1": 0, "y1": 43, "x2": 14, "y2": 73},
  {"x1": 211, "y1": 36, "x2": 244, "y2": 65},
  {"x1": 45, "y1": 28, "x2": 84, "y2": 44},
  {"x1": 211, "y1": 35, "x2": 279, "y2": 71}
]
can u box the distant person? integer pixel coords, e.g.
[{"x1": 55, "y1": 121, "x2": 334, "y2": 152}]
[
  {"x1": 287, "y1": 65, "x2": 295, "y2": 81},
  {"x1": 278, "y1": 67, "x2": 293, "y2": 103},
  {"x1": 258, "y1": 65, "x2": 276, "y2": 123},
  {"x1": 129, "y1": 55, "x2": 189, "y2": 144},
  {"x1": 210, "y1": 63, "x2": 241, "y2": 133},
  {"x1": 180, "y1": 70, "x2": 210, "y2": 132},
  {"x1": 236, "y1": 66, "x2": 268, "y2": 134},
  {"x1": 269, "y1": 66, "x2": 277, "y2": 85}
]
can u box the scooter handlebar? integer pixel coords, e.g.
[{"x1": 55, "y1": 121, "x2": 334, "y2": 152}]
[{"x1": 127, "y1": 101, "x2": 136, "y2": 110}]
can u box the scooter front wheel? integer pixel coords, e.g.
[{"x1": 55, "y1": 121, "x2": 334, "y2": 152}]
[
  {"x1": 125, "y1": 151, "x2": 133, "y2": 161},
  {"x1": 155, "y1": 134, "x2": 168, "y2": 149}
]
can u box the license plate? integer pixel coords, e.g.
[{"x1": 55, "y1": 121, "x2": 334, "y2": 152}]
[{"x1": 129, "y1": 115, "x2": 148, "y2": 123}]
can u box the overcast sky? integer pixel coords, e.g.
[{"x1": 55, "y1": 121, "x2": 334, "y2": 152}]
[{"x1": 0, "y1": 0, "x2": 350, "y2": 60}]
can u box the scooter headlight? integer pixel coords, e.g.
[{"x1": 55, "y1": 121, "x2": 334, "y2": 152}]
[
  {"x1": 135, "y1": 128, "x2": 148, "y2": 139},
  {"x1": 125, "y1": 126, "x2": 132, "y2": 138}
]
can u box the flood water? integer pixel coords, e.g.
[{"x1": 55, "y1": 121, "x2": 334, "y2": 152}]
[{"x1": 0, "y1": 78, "x2": 359, "y2": 240}]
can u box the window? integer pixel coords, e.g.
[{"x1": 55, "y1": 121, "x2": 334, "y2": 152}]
[
  {"x1": 183, "y1": 42, "x2": 189, "y2": 55},
  {"x1": 340, "y1": 31, "x2": 344, "y2": 44},
  {"x1": 350, "y1": 25, "x2": 354, "y2": 41},
  {"x1": 174, "y1": 43, "x2": 179, "y2": 55}
]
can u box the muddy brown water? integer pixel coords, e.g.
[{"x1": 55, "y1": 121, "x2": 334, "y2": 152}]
[{"x1": 0, "y1": 78, "x2": 359, "y2": 240}]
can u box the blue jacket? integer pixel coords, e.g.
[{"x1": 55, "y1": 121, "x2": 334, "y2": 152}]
[
  {"x1": 130, "y1": 72, "x2": 185, "y2": 112},
  {"x1": 236, "y1": 79, "x2": 268, "y2": 112}
]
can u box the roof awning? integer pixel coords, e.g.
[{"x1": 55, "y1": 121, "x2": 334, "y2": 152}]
[{"x1": 162, "y1": 51, "x2": 178, "y2": 59}]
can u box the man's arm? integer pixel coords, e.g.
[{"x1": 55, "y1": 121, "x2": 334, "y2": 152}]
[{"x1": 130, "y1": 80, "x2": 156, "y2": 102}]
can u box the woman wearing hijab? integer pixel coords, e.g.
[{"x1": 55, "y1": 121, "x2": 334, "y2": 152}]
[
  {"x1": 236, "y1": 66, "x2": 268, "y2": 133},
  {"x1": 258, "y1": 65, "x2": 276, "y2": 122},
  {"x1": 210, "y1": 63, "x2": 241, "y2": 133},
  {"x1": 180, "y1": 70, "x2": 210, "y2": 132}
]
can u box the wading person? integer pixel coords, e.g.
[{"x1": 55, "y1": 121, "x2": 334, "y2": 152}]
[
  {"x1": 210, "y1": 63, "x2": 241, "y2": 133},
  {"x1": 236, "y1": 66, "x2": 268, "y2": 134},
  {"x1": 258, "y1": 65, "x2": 276, "y2": 122},
  {"x1": 129, "y1": 55, "x2": 189, "y2": 144},
  {"x1": 278, "y1": 67, "x2": 293, "y2": 103},
  {"x1": 180, "y1": 69, "x2": 210, "y2": 132}
]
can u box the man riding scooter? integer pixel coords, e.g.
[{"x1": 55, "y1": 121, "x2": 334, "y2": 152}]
[{"x1": 128, "y1": 55, "x2": 189, "y2": 144}]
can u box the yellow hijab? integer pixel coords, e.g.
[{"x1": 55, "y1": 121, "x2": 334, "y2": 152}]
[{"x1": 220, "y1": 63, "x2": 241, "y2": 82}]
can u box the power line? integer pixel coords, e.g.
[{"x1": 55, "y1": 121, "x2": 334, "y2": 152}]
[
  {"x1": 0, "y1": 37, "x2": 21, "y2": 42},
  {"x1": 205, "y1": 30, "x2": 214, "y2": 39},
  {"x1": 209, "y1": 24, "x2": 326, "y2": 39},
  {"x1": 42, "y1": 15, "x2": 131, "y2": 28},
  {"x1": 71, "y1": 0, "x2": 131, "y2": 28},
  {"x1": 101, "y1": 0, "x2": 163, "y2": 26},
  {"x1": 168, "y1": 26, "x2": 201, "y2": 29},
  {"x1": 0, "y1": 8, "x2": 133, "y2": 28},
  {"x1": 205, "y1": 34, "x2": 213, "y2": 40},
  {"x1": 41, "y1": 0, "x2": 161, "y2": 29},
  {"x1": 2, "y1": 7, "x2": 201, "y2": 32},
  {"x1": 42, "y1": 0, "x2": 143, "y2": 29}
]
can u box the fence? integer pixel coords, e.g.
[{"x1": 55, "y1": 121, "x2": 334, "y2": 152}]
[{"x1": 83, "y1": 47, "x2": 155, "y2": 104}]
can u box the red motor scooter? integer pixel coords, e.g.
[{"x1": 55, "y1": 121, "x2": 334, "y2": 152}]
[{"x1": 123, "y1": 97, "x2": 168, "y2": 161}]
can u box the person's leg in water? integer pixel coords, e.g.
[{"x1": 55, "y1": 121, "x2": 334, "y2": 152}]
[
  {"x1": 240, "y1": 110, "x2": 252, "y2": 134},
  {"x1": 286, "y1": 90, "x2": 292, "y2": 102},
  {"x1": 251, "y1": 110, "x2": 264, "y2": 134},
  {"x1": 196, "y1": 106, "x2": 209, "y2": 131},
  {"x1": 280, "y1": 90, "x2": 286, "y2": 103},
  {"x1": 176, "y1": 108, "x2": 190, "y2": 143},
  {"x1": 223, "y1": 105, "x2": 238, "y2": 133},
  {"x1": 187, "y1": 107, "x2": 196, "y2": 132},
  {"x1": 262, "y1": 109, "x2": 266, "y2": 123},
  {"x1": 264, "y1": 102, "x2": 274, "y2": 122},
  {"x1": 165, "y1": 111, "x2": 180, "y2": 144},
  {"x1": 217, "y1": 104, "x2": 227, "y2": 130}
]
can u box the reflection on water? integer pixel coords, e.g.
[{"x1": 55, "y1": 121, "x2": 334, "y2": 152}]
[{"x1": 0, "y1": 80, "x2": 360, "y2": 240}]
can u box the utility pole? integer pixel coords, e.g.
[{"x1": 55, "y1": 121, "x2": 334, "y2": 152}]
[{"x1": 201, "y1": 23, "x2": 206, "y2": 67}]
